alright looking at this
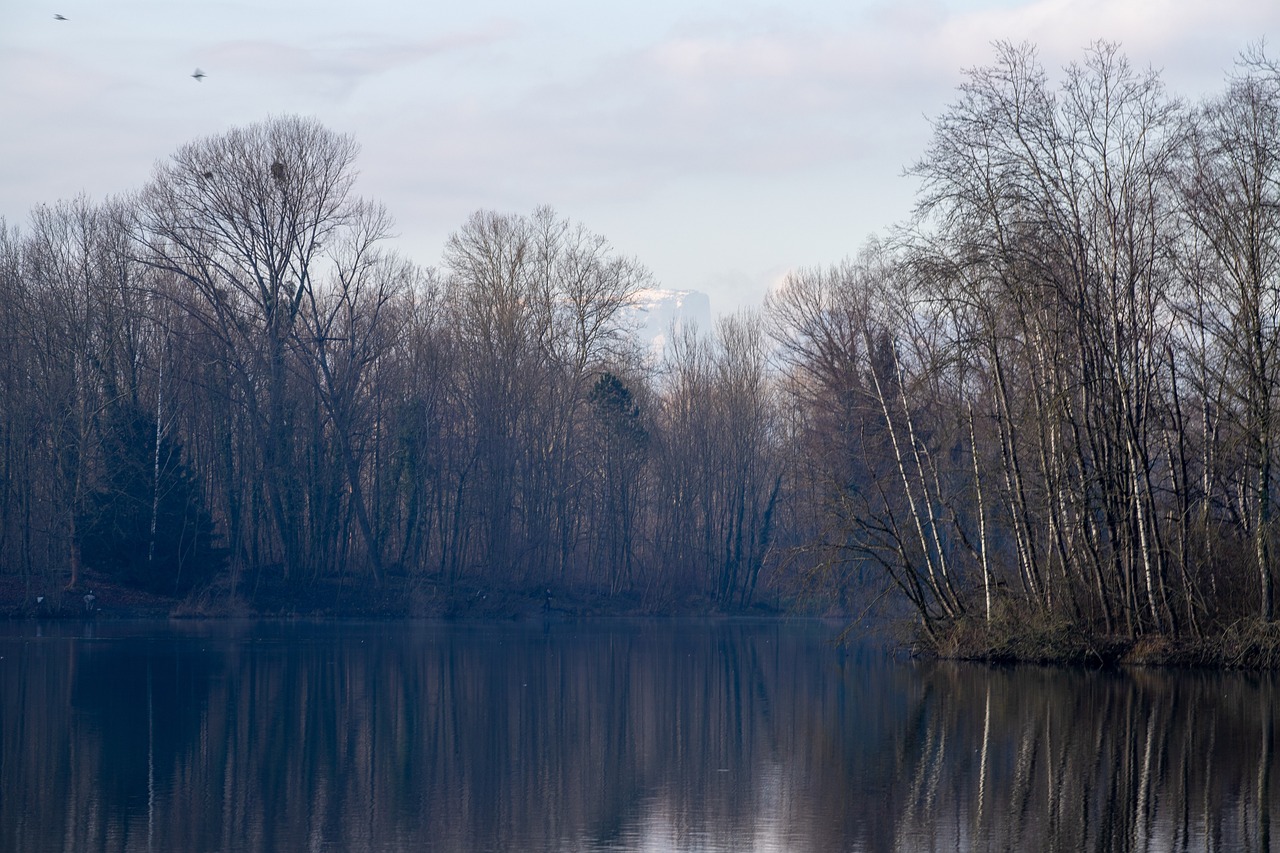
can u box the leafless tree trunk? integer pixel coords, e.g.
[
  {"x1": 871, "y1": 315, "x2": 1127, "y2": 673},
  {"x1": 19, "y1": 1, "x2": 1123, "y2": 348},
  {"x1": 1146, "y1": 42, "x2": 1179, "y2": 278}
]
[{"x1": 135, "y1": 116, "x2": 370, "y2": 581}]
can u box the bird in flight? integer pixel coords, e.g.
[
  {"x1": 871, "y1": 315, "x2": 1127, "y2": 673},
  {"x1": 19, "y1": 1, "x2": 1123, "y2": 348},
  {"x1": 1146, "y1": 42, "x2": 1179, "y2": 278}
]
[
  {"x1": 192, "y1": 68, "x2": 206, "y2": 82},
  {"x1": 54, "y1": 13, "x2": 67, "y2": 20}
]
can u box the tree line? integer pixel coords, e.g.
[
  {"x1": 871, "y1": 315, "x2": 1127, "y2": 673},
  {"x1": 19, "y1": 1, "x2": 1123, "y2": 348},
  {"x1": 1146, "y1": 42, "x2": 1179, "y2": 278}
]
[
  {"x1": 769, "y1": 41, "x2": 1280, "y2": 643},
  {"x1": 7, "y1": 41, "x2": 1280, "y2": 637},
  {"x1": 0, "y1": 116, "x2": 787, "y2": 609}
]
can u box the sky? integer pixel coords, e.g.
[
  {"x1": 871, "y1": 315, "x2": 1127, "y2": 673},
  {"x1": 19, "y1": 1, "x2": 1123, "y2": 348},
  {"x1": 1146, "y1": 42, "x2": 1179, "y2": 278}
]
[{"x1": 3, "y1": 0, "x2": 1279, "y2": 317}]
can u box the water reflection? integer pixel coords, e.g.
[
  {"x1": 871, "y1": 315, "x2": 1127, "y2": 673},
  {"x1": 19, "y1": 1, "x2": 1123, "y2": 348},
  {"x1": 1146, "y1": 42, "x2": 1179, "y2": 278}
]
[
  {"x1": 897, "y1": 662, "x2": 1279, "y2": 853},
  {"x1": 1, "y1": 620, "x2": 1277, "y2": 852}
]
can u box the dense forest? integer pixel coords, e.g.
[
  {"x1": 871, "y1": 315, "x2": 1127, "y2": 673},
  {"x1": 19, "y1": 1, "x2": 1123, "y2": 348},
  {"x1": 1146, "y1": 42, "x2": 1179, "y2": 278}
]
[
  {"x1": 0, "y1": 118, "x2": 793, "y2": 615},
  {"x1": 6, "y1": 42, "x2": 1280, "y2": 652}
]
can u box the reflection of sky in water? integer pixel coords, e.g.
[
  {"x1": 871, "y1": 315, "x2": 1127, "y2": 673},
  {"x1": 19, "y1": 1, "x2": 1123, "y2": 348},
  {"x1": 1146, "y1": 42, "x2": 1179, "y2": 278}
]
[
  {"x1": 605, "y1": 761, "x2": 792, "y2": 853},
  {"x1": 2, "y1": 621, "x2": 1279, "y2": 852}
]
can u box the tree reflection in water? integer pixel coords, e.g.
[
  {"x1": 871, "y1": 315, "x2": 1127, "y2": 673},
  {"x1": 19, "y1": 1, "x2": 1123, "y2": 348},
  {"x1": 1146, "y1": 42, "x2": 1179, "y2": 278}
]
[
  {"x1": 899, "y1": 662, "x2": 1278, "y2": 853},
  {"x1": 0, "y1": 621, "x2": 1276, "y2": 852}
]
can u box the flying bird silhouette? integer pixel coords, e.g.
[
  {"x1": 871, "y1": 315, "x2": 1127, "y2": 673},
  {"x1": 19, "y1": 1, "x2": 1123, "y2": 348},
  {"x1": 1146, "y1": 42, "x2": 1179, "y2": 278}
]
[
  {"x1": 54, "y1": 13, "x2": 67, "y2": 20},
  {"x1": 192, "y1": 68, "x2": 206, "y2": 82}
]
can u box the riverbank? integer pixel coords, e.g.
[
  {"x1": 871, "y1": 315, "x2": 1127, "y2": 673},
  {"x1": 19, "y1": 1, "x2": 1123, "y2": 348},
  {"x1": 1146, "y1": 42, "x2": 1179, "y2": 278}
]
[
  {"x1": 920, "y1": 612, "x2": 1280, "y2": 669},
  {"x1": 0, "y1": 572, "x2": 791, "y2": 622}
]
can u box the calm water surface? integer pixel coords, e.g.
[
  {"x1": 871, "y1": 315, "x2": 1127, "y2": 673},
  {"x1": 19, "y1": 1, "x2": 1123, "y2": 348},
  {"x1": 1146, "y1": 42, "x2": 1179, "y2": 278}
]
[{"x1": 1, "y1": 619, "x2": 1277, "y2": 852}]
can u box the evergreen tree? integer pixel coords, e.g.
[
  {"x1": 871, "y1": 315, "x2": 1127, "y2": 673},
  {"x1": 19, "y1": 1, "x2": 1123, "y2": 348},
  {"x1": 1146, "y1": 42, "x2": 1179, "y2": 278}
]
[{"x1": 80, "y1": 402, "x2": 225, "y2": 595}]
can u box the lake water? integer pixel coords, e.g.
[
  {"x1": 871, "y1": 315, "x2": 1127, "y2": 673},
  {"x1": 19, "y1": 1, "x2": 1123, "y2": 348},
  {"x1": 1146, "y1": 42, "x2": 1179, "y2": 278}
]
[{"x1": 1, "y1": 619, "x2": 1276, "y2": 852}]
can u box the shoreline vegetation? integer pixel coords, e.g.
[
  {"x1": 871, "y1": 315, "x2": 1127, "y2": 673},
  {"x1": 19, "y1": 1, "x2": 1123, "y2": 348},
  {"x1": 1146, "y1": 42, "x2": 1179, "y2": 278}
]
[
  {"x1": 0, "y1": 573, "x2": 791, "y2": 623},
  {"x1": 913, "y1": 610, "x2": 1280, "y2": 669},
  {"x1": 11, "y1": 42, "x2": 1280, "y2": 672},
  {"x1": 10, "y1": 573, "x2": 1280, "y2": 671},
  {"x1": 9, "y1": 573, "x2": 1280, "y2": 673}
]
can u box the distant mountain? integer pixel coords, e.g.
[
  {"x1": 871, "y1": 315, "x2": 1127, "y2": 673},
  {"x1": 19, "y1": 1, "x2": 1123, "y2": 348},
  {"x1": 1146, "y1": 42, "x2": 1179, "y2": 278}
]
[{"x1": 621, "y1": 288, "x2": 712, "y2": 357}]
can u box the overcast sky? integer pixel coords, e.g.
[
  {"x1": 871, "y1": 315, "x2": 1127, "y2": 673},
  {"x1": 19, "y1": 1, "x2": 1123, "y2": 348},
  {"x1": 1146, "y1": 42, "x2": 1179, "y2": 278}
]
[{"x1": 3, "y1": 0, "x2": 1278, "y2": 316}]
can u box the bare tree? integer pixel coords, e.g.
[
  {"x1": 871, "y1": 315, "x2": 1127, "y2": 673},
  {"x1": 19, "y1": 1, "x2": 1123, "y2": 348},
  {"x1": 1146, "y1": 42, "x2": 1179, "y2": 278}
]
[
  {"x1": 442, "y1": 207, "x2": 647, "y2": 587},
  {"x1": 134, "y1": 116, "x2": 375, "y2": 581},
  {"x1": 907, "y1": 41, "x2": 1186, "y2": 637},
  {"x1": 20, "y1": 198, "x2": 118, "y2": 590},
  {"x1": 1180, "y1": 47, "x2": 1280, "y2": 621},
  {"x1": 299, "y1": 208, "x2": 412, "y2": 583}
]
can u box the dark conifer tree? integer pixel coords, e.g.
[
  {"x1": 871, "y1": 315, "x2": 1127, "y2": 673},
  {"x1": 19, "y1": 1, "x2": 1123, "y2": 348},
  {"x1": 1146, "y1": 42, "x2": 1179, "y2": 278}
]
[{"x1": 79, "y1": 402, "x2": 225, "y2": 595}]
